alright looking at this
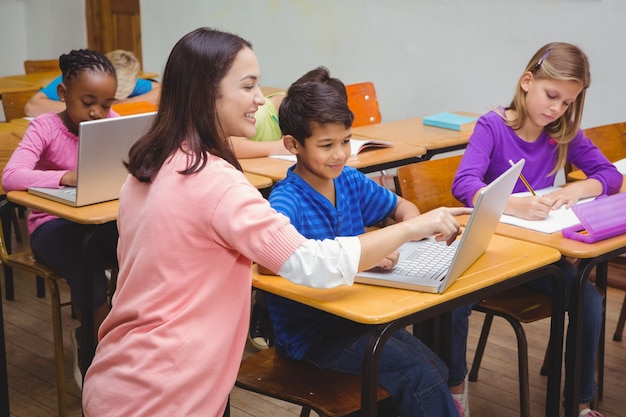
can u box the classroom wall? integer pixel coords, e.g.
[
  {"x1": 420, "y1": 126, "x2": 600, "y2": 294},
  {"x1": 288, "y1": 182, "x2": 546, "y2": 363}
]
[
  {"x1": 0, "y1": 0, "x2": 28, "y2": 75},
  {"x1": 0, "y1": 0, "x2": 86, "y2": 75},
  {"x1": 140, "y1": 0, "x2": 626, "y2": 128},
  {"x1": 2, "y1": 0, "x2": 625, "y2": 129}
]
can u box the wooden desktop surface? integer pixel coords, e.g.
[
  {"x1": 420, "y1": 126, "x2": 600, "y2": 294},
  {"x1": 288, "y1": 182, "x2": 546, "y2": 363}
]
[
  {"x1": 352, "y1": 112, "x2": 478, "y2": 155},
  {"x1": 244, "y1": 172, "x2": 273, "y2": 189},
  {"x1": 465, "y1": 183, "x2": 626, "y2": 259},
  {"x1": 0, "y1": 78, "x2": 41, "y2": 95},
  {"x1": 0, "y1": 121, "x2": 28, "y2": 134},
  {"x1": 253, "y1": 233, "x2": 561, "y2": 324},
  {"x1": 6, "y1": 173, "x2": 272, "y2": 214},
  {"x1": 7, "y1": 191, "x2": 118, "y2": 224},
  {"x1": 3, "y1": 70, "x2": 159, "y2": 89},
  {"x1": 240, "y1": 142, "x2": 426, "y2": 182}
]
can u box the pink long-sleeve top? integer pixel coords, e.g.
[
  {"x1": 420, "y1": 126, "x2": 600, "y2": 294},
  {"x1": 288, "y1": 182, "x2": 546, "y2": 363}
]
[
  {"x1": 82, "y1": 149, "x2": 309, "y2": 417},
  {"x1": 2, "y1": 111, "x2": 118, "y2": 234}
]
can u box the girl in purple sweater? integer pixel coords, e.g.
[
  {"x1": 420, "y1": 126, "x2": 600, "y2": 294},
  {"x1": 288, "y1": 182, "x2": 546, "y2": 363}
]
[{"x1": 449, "y1": 42, "x2": 622, "y2": 417}]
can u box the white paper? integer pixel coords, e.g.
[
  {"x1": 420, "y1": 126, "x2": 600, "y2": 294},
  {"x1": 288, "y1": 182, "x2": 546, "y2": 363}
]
[{"x1": 499, "y1": 187, "x2": 593, "y2": 234}]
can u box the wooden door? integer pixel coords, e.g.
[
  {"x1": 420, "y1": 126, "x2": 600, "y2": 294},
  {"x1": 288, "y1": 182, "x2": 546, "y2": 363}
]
[{"x1": 85, "y1": 0, "x2": 143, "y2": 65}]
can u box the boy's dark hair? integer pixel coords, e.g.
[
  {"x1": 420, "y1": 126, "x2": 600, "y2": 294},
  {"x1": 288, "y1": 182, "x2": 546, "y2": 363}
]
[
  {"x1": 279, "y1": 82, "x2": 354, "y2": 145},
  {"x1": 59, "y1": 49, "x2": 117, "y2": 86},
  {"x1": 292, "y1": 66, "x2": 348, "y2": 103}
]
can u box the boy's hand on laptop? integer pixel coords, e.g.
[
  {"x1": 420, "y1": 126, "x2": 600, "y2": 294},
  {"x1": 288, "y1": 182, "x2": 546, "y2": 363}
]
[{"x1": 60, "y1": 170, "x2": 77, "y2": 187}]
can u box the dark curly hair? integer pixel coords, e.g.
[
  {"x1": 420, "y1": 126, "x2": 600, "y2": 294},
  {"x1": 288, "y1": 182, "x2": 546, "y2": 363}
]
[{"x1": 59, "y1": 49, "x2": 117, "y2": 86}]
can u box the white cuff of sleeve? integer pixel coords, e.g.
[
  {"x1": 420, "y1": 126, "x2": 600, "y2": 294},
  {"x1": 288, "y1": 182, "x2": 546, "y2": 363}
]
[{"x1": 278, "y1": 236, "x2": 360, "y2": 288}]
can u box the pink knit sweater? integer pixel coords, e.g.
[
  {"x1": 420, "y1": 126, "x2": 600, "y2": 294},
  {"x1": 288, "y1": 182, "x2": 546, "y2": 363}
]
[{"x1": 83, "y1": 149, "x2": 305, "y2": 417}]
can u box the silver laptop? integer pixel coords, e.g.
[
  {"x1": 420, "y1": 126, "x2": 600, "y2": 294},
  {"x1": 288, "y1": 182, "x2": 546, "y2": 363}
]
[
  {"x1": 28, "y1": 112, "x2": 155, "y2": 206},
  {"x1": 355, "y1": 158, "x2": 525, "y2": 293}
]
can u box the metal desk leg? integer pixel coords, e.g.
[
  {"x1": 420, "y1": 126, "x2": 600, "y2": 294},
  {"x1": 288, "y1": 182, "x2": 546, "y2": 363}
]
[
  {"x1": 361, "y1": 323, "x2": 396, "y2": 417},
  {"x1": 546, "y1": 265, "x2": 565, "y2": 417},
  {"x1": 78, "y1": 227, "x2": 98, "y2": 387}
]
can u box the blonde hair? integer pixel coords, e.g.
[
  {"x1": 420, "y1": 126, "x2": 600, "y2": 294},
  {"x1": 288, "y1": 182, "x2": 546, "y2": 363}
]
[
  {"x1": 506, "y1": 42, "x2": 590, "y2": 175},
  {"x1": 106, "y1": 50, "x2": 141, "y2": 100}
]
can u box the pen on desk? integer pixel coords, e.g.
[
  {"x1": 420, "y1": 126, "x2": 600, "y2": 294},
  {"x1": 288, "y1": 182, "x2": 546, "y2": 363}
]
[{"x1": 508, "y1": 159, "x2": 536, "y2": 196}]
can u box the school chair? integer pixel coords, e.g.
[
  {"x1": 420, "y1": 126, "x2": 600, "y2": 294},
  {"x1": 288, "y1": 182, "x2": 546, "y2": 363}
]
[
  {"x1": 395, "y1": 155, "x2": 555, "y2": 417},
  {"x1": 346, "y1": 82, "x2": 382, "y2": 128},
  {"x1": 23, "y1": 59, "x2": 59, "y2": 74},
  {"x1": 1, "y1": 89, "x2": 38, "y2": 122},
  {"x1": 565, "y1": 121, "x2": 626, "y2": 180},
  {"x1": 0, "y1": 130, "x2": 37, "y2": 301},
  {"x1": 111, "y1": 100, "x2": 157, "y2": 116},
  {"x1": 0, "y1": 199, "x2": 71, "y2": 417},
  {"x1": 234, "y1": 346, "x2": 391, "y2": 417}
]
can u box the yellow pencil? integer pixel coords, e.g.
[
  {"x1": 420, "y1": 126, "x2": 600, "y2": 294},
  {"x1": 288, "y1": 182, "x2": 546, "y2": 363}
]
[{"x1": 509, "y1": 159, "x2": 536, "y2": 196}]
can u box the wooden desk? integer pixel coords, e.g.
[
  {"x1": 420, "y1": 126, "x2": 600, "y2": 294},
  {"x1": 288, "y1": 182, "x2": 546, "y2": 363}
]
[
  {"x1": 0, "y1": 78, "x2": 39, "y2": 95},
  {"x1": 3, "y1": 70, "x2": 159, "y2": 89},
  {"x1": 244, "y1": 172, "x2": 273, "y2": 190},
  {"x1": 2, "y1": 71, "x2": 59, "y2": 89},
  {"x1": 352, "y1": 112, "x2": 478, "y2": 160},
  {"x1": 0, "y1": 121, "x2": 27, "y2": 135},
  {"x1": 240, "y1": 142, "x2": 427, "y2": 182},
  {"x1": 253, "y1": 234, "x2": 565, "y2": 417}
]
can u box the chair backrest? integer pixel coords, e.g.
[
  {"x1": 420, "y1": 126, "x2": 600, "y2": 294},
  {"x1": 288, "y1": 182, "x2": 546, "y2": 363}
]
[
  {"x1": 395, "y1": 154, "x2": 464, "y2": 213},
  {"x1": 0, "y1": 131, "x2": 24, "y2": 194},
  {"x1": 1, "y1": 89, "x2": 38, "y2": 122},
  {"x1": 346, "y1": 82, "x2": 382, "y2": 127},
  {"x1": 24, "y1": 59, "x2": 59, "y2": 74},
  {"x1": 111, "y1": 100, "x2": 157, "y2": 116},
  {"x1": 566, "y1": 122, "x2": 626, "y2": 177}
]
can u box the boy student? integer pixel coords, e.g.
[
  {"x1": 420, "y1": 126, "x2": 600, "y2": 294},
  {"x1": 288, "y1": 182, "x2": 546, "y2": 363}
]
[{"x1": 266, "y1": 81, "x2": 466, "y2": 417}]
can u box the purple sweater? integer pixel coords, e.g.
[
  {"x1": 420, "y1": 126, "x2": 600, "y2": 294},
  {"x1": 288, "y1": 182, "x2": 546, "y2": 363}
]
[{"x1": 452, "y1": 110, "x2": 623, "y2": 207}]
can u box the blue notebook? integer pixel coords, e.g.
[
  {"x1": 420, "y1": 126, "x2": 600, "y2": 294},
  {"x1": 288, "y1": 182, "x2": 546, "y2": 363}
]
[{"x1": 423, "y1": 112, "x2": 478, "y2": 131}]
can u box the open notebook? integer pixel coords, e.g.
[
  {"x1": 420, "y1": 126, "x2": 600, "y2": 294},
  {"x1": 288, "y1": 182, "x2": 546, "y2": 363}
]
[
  {"x1": 269, "y1": 138, "x2": 393, "y2": 162},
  {"x1": 355, "y1": 159, "x2": 525, "y2": 293},
  {"x1": 28, "y1": 112, "x2": 155, "y2": 206}
]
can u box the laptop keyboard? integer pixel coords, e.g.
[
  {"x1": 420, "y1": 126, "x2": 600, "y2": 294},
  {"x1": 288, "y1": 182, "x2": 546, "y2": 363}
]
[{"x1": 392, "y1": 241, "x2": 458, "y2": 281}]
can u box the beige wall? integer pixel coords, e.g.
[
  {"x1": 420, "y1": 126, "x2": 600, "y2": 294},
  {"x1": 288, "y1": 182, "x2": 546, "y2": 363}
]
[{"x1": 2, "y1": 0, "x2": 625, "y2": 128}]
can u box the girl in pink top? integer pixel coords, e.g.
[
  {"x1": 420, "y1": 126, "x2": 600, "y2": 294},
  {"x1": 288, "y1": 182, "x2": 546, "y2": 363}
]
[
  {"x1": 82, "y1": 27, "x2": 470, "y2": 417},
  {"x1": 2, "y1": 49, "x2": 119, "y2": 390}
]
